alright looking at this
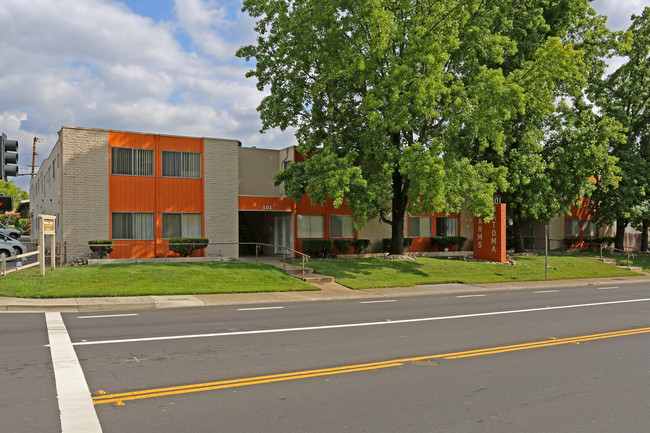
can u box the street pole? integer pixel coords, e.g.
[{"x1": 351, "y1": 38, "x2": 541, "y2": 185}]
[{"x1": 545, "y1": 225, "x2": 549, "y2": 280}]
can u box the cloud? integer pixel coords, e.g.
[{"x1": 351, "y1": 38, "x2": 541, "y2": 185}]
[{"x1": 0, "y1": 0, "x2": 296, "y2": 191}]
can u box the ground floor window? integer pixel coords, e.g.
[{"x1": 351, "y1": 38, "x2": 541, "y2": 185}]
[
  {"x1": 162, "y1": 213, "x2": 202, "y2": 238},
  {"x1": 330, "y1": 215, "x2": 355, "y2": 238},
  {"x1": 112, "y1": 212, "x2": 154, "y2": 240},
  {"x1": 565, "y1": 219, "x2": 580, "y2": 237},
  {"x1": 581, "y1": 219, "x2": 597, "y2": 237},
  {"x1": 408, "y1": 216, "x2": 432, "y2": 237},
  {"x1": 436, "y1": 216, "x2": 458, "y2": 236},
  {"x1": 297, "y1": 214, "x2": 324, "y2": 238}
]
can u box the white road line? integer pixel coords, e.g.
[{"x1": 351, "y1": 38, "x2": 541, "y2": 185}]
[
  {"x1": 237, "y1": 306, "x2": 285, "y2": 311},
  {"x1": 360, "y1": 300, "x2": 397, "y2": 304},
  {"x1": 67, "y1": 298, "x2": 650, "y2": 347},
  {"x1": 456, "y1": 294, "x2": 487, "y2": 298},
  {"x1": 534, "y1": 290, "x2": 560, "y2": 294},
  {"x1": 597, "y1": 287, "x2": 619, "y2": 290},
  {"x1": 77, "y1": 313, "x2": 139, "y2": 319},
  {"x1": 46, "y1": 312, "x2": 102, "y2": 433}
]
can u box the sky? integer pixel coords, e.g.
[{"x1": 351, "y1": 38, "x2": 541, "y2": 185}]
[{"x1": 0, "y1": 0, "x2": 647, "y2": 191}]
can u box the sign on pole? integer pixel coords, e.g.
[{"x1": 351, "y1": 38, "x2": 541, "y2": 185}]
[{"x1": 39, "y1": 215, "x2": 56, "y2": 276}]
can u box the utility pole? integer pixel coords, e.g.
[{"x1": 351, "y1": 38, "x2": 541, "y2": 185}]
[{"x1": 32, "y1": 137, "x2": 40, "y2": 177}]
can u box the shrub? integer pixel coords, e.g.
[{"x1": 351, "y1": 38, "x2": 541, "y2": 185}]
[
  {"x1": 506, "y1": 236, "x2": 536, "y2": 250},
  {"x1": 382, "y1": 238, "x2": 413, "y2": 252},
  {"x1": 88, "y1": 240, "x2": 114, "y2": 259},
  {"x1": 169, "y1": 238, "x2": 209, "y2": 257},
  {"x1": 302, "y1": 239, "x2": 332, "y2": 257},
  {"x1": 16, "y1": 218, "x2": 30, "y2": 235},
  {"x1": 351, "y1": 239, "x2": 370, "y2": 254},
  {"x1": 431, "y1": 236, "x2": 467, "y2": 249},
  {"x1": 333, "y1": 239, "x2": 353, "y2": 253}
]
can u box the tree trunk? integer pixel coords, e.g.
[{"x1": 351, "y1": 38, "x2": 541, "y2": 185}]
[
  {"x1": 615, "y1": 220, "x2": 627, "y2": 251},
  {"x1": 512, "y1": 218, "x2": 526, "y2": 253},
  {"x1": 389, "y1": 165, "x2": 408, "y2": 255},
  {"x1": 641, "y1": 219, "x2": 649, "y2": 252}
]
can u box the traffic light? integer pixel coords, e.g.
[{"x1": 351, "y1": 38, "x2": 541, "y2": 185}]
[
  {"x1": 1, "y1": 133, "x2": 19, "y2": 181},
  {"x1": 0, "y1": 196, "x2": 13, "y2": 212}
]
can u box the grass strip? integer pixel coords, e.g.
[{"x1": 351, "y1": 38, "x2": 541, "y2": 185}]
[
  {"x1": 1, "y1": 262, "x2": 315, "y2": 298},
  {"x1": 300, "y1": 255, "x2": 639, "y2": 290}
]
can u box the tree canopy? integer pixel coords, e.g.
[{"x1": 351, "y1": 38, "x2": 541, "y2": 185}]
[
  {"x1": 238, "y1": 0, "x2": 533, "y2": 253},
  {"x1": 590, "y1": 7, "x2": 650, "y2": 251},
  {"x1": 0, "y1": 180, "x2": 28, "y2": 209}
]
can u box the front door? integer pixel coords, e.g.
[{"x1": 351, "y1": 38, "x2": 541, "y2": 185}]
[{"x1": 274, "y1": 215, "x2": 291, "y2": 254}]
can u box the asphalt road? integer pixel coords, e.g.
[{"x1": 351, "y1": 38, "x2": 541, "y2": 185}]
[{"x1": 2, "y1": 281, "x2": 650, "y2": 432}]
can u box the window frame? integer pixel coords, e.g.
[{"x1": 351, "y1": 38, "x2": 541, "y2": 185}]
[
  {"x1": 162, "y1": 212, "x2": 203, "y2": 239},
  {"x1": 329, "y1": 215, "x2": 355, "y2": 238},
  {"x1": 111, "y1": 212, "x2": 155, "y2": 240},
  {"x1": 408, "y1": 216, "x2": 432, "y2": 238},
  {"x1": 111, "y1": 147, "x2": 155, "y2": 177},
  {"x1": 581, "y1": 219, "x2": 597, "y2": 237},
  {"x1": 297, "y1": 214, "x2": 325, "y2": 239},
  {"x1": 161, "y1": 150, "x2": 202, "y2": 179},
  {"x1": 564, "y1": 219, "x2": 580, "y2": 237},
  {"x1": 435, "y1": 216, "x2": 459, "y2": 237}
]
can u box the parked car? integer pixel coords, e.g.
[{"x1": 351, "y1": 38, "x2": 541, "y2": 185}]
[
  {"x1": 0, "y1": 222, "x2": 21, "y2": 239},
  {"x1": 0, "y1": 232, "x2": 23, "y2": 257}
]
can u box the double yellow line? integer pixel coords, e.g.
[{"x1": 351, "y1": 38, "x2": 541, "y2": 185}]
[{"x1": 93, "y1": 326, "x2": 650, "y2": 406}]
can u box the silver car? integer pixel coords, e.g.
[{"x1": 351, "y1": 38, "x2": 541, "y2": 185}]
[
  {"x1": 0, "y1": 222, "x2": 21, "y2": 239},
  {"x1": 0, "y1": 232, "x2": 23, "y2": 258}
]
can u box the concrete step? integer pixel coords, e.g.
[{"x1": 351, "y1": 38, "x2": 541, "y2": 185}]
[
  {"x1": 302, "y1": 273, "x2": 335, "y2": 284},
  {"x1": 285, "y1": 267, "x2": 315, "y2": 277}
]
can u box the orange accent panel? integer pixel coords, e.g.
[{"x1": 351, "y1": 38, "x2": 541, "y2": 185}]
[
  {"x1": 238, "y1": 196, "x2": 295, "y2": 211},
  {"x1": 108, "y1": 132, "x2": 205, "y2": 259}
]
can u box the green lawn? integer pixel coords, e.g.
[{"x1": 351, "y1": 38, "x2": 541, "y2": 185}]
[
  {"x1": 1, "y1": 262, "x2": 315, "y2": 298},
  {"x1": 300, "y1": 255, "x2": 639, "y2": 290},
  {"x1": 606, "y1": 252, "x2": 650, "y2": 272}
]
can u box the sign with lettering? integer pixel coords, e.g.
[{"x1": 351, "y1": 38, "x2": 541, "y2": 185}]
[{"x1": 473, "y1": 203, "x2": 506, "y2": 263}]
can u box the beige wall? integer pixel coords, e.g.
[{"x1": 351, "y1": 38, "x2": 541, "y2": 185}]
[
  {"x1": 204, "y1": 138, "x2": 240, "y2": 259},
  {"x1": 358, "y1": 218, "x2": 391, "y2": 253},
  {"x1": 30, "y1": 138, "x2": 63, "y2": 242},
  {"x1": 60, "y1": 127, "x2": 110, "y2": 260},
  {"x1": 238, "y1": 147, "x2": 284, "y2": 197}
]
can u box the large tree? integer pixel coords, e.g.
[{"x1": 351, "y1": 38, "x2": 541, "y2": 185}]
[
  {"x1": 590, "y1": 7, "x2": 650, "y2": 251},
  {"x1": 458, "y1": 1, "x2": 621, "y2": 253},
  {"x1": 237, "y1": 0, "x2": 534, "y2": 254},
  {"x1": 0, "y1": 180, "x2": 28, "y2": 208}
]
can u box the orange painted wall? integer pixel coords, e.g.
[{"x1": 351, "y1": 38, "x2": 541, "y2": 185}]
[
  {"x1": 239, "y1": 196, "x2": 295, "y2": 212},
  {"x1": 407, "y1": 212, "x2": 461, "y2": 252},
  {"x1": 108, "y1": 132, "x2": 204, "y2": 259},
  {"x1": 294, "y1": 195, "x2": 355, "y2": 253}
]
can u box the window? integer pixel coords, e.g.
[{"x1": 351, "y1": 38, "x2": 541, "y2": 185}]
[
  {"x1": 436, "y1": 217, "x2": 458, "y2": 236},
  {"x1": 565, "y1": 219, "x2": 579, "y2": 237},
  {"x1": 162, "y1": 151, "x2": 201, "y2": 178},
  {"x1": 297, "y1": 215, "x2": 324, "y2": 238},
  {"x1": 111, "y1": 147, "x2": 154, "y2": 176},
  {"x1": 162, "y1": 213, "x2": 202, "y2": 238},
  {"x1": 112, "y1": 212, "x2": 154, "y2": 239},
  {"x1": 581, "y1": 219, "x2": 597, "y2": 237},
  {"x1": 408, "y1": 216, "x2": 432, "y2": 237},
  {"x1": 330, "y1": 215, "x2": 355, "y2": 238}
]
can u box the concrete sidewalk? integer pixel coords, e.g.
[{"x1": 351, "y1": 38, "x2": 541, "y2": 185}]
[{"x1": 2, "y1": 274, "x2": 649, "y2": 313}]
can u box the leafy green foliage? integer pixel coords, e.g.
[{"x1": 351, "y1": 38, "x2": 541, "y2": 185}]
[
  {"x1": 301, "y1": 239, "x2": 333, "y2": 257},
  {"x1": 431, "y1": 236, "x2": 467, "y2": 249},
  {"x1": 382, "y1": 238, "x2": 412, "y2": 252},
  {"x1": 333, "y1": 239, "x2": 352, "y2": 253},
  {"x1": 168, "y1": 238, "x2": 209, "y2": 257},
  {"x1": 239, "y1": 0, "x2": 525, "y2": 254},
  {"x1": 0, "y1": 180, "x2": 28, "y2": 205},
  {"x1": 590, "y1": 7, "x2": 650, "y2": 250},
  {"x1": 351, "y1": 239, "x2": 371, "y2": 254},
  {"x1": 88, "y1": 240, "x2": 114, "y2": 259}
]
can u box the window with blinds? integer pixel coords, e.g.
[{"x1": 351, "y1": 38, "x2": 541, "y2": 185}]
[
  {"x1": 162, "y1": 213, "x2": 202, "y2": 238},
  {"x1": 162, "y1": 151, "x2": 201, "y2": 178},
  {"x1": 330, "y1": 215, "x2": 355, "y2": 238},
  {"x1": 111, "y1": 147, "x2": 154, "y2": 176},
  {"x1": 111, "y1": 213, "x2": 154, "y2": 240},
  {"x1": 435, "y1": 217, "x2": 459, "y2": 236},
  {"x1": 408, "y1": 216, "x2": 432, "y2": 238}
]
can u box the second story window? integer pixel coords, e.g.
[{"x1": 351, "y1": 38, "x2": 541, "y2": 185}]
[
  {"x1": 162, "y1": 151, "x2": 201, "y2": 178},
  {"x1": 111, "y1": 147, "x2": 154, "y2": 176}
]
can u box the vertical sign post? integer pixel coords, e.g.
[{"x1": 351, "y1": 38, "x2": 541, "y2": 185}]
[
  {"x1": 545, "y1": 225, "x2": 549, "y2": 280},
  {"x1": 39, "y1": 214, "x2": 56, "y2": 277},
  {"x1": 473, "y1": 202, "x2": 507, "y2": 263}
]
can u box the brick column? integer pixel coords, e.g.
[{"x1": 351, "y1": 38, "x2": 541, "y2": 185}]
[{"x1": 473, "y1": 203, "x2": 506, "y2": 263}]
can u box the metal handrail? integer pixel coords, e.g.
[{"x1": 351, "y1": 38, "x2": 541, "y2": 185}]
[
  {"x1": 239, "y1": 242, "x2": 310, "y2": 280},
  {"x1": 600, "y1": 243, "x2": 635, "y2": 270}
]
